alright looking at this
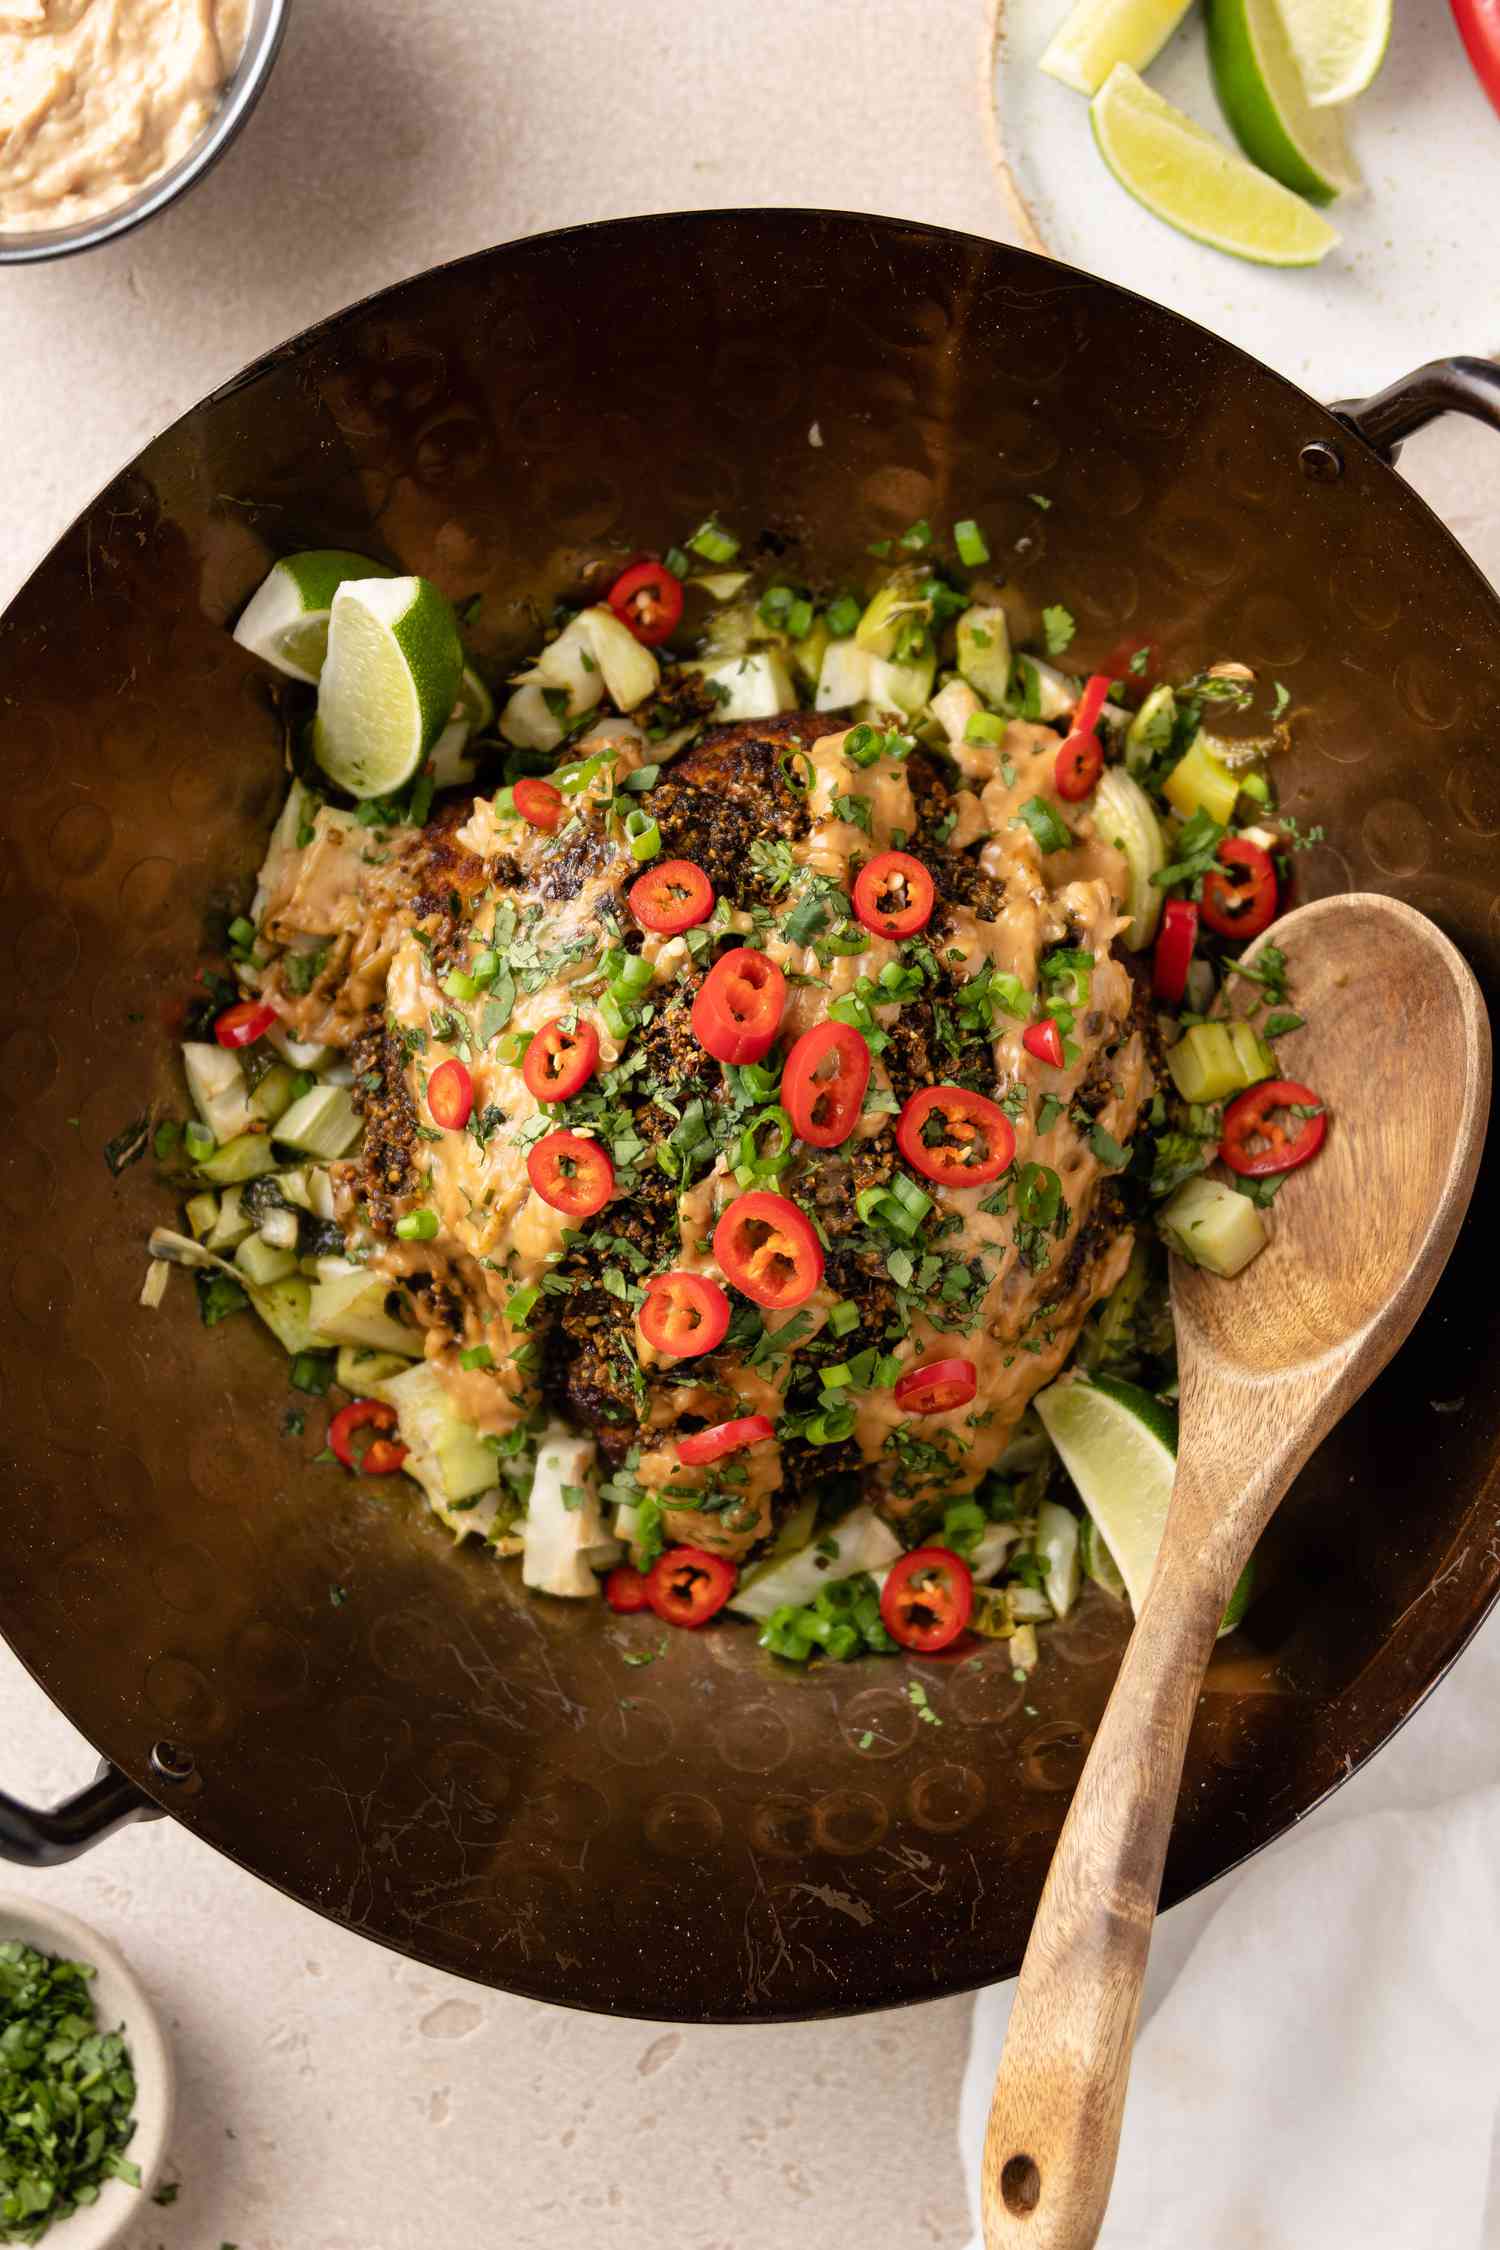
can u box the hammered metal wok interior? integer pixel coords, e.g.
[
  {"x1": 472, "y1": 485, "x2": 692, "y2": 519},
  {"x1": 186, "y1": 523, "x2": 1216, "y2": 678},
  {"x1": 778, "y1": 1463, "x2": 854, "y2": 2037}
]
[{"x1": 3, "y1": 212, "x2": 1499, "y2": 2022}]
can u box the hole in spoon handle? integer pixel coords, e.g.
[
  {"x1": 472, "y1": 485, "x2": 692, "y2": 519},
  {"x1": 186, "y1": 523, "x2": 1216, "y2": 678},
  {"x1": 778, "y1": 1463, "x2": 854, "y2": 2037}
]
[{"x1": 1001, "y1": 2154, "x2": 1042, "y2": 2216}]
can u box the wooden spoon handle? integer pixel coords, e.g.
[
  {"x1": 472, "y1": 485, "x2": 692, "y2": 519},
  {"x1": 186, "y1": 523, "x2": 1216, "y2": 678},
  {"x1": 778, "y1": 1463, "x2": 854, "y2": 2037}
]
[{"x1": 980, "y1": 1554, "x2": 1230, "y2": 2250}]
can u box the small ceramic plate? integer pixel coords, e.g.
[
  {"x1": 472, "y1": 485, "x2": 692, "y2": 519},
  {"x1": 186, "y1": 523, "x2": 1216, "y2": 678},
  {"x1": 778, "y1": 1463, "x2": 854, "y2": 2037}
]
[
  {"x1": 0, "y1": 1896, "x2": 174, "y2": 2249},
  {"x1": 991, "y1": 0, "x2": 1500, "y2": 399}
]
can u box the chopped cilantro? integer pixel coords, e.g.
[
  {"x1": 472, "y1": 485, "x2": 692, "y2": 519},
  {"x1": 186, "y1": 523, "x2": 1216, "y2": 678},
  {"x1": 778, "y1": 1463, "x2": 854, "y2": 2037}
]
[{"x1": 1042, "y1": 604, "x2": 1076, "y2": 656}]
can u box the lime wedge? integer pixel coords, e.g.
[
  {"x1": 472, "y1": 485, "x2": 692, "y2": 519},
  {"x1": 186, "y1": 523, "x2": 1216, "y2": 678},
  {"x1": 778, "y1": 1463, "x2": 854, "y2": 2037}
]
[
  {"x1": 1090, "y1": 63, "x2": 1341, "y2": 264},
  {"x1": 456, "y1": 663, "x2": 495, "y2": 733},
  {"x1": 1206, "y1": 0, "x2": 1358, "y2": 201},
  {"x1": 1034, "y1": 1371, "x2": 1177, "y2": 1612},
  {"x1": 1041, "y1": 0, "x2": 1195, "y2": 97},
  {"x1": 313, "y1": 576, "x2": 464, "y2": 800},
  {"x1": 232, "y1": 550, "x2": 393, "y2": 685},
  {"x1": 1036, "y1": 1371, "x2": 1252, "y2": 1635},
  {"x1": 1277, "y1": 0, "x2": 1391, "y2": 105}
]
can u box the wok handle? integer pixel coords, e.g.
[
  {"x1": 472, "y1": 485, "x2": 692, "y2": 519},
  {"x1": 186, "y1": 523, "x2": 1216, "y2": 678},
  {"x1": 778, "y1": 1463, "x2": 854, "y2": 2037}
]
[
  {"x1": 1334, "y1": 355, "x2": 1500, "y2": 464},
  {"x1": 0, "y1": 1764, "x2": 161, "y2": 1867}
]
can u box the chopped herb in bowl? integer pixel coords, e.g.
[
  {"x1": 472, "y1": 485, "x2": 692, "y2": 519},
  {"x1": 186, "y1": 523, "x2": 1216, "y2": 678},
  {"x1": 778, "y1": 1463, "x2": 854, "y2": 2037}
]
[{"x1": 0, "y1": 1944, "x2": 139, "y2": 2244}]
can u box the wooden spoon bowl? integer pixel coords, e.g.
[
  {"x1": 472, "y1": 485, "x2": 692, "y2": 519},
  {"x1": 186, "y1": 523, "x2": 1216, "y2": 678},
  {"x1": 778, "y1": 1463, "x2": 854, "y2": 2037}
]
[{"x1": 982, "y1": 891, "x2": 1491, "y2": 2250}]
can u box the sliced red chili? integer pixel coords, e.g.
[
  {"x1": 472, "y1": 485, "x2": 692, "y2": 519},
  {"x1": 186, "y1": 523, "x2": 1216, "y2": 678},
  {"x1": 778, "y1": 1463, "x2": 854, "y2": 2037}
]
[
  {"x1": 1022, "y1": 1017, "x2": 1065, "y2": 1070},
  {"x1": 896, "y1": 1086, "x2": 1016, "y2": 1187},
  {"x1": 329, "y1": 1398, "x2": 409, "y2": 1476},
  {"x1": 1054, "y1": 730, "x2": 1103, "y2": 801},
  {"x1": 677, "y1": 1413, "x2": 776, "y2": 1467},
  {"x1": 630, "y1": 858, "x2": 714, "y2": 934},
  {"x1": 781, "y1": 1021, "x2": 871, "y2": 1149},
  {"x1": 514, "y1": 777, "x2": 563, "y2": 832},
  {"x1": 893, "y1": 1357, "x2": 978, "y2": 1415},
  {"x1": 427, "y1": 1058, "x2": 473, "y2": 1131},
  {"x1": 638, "y1": 1271, "x2": 731, "y2": 1357},
  {"x1": 714, "y1": 1190, "x2": 824, "y2": 1309},
  {"x1": 1153, "y1": 898, "x2": 1199, "y2": 1005},
  {"x1": 215, "y1": 999, "x2": 277, "y2": 1049},
  {"x1": 606, "y1": 557, "x2": 684, "y2": 646},
  {"x1": 527, "y1": 1129, "x2": 614, "y2": 1217},
  {"x1": 605, "y1": 1564, "x2": 652, "y2": 1614},
  {"x1": 851, "y1": 850, "x2": 935, "y2": 939},
  {"x1": 522, "y1": 1014, "x2": 600, "y2": 1104},
  {"x1": 1073, "y1": 672, "x2": 1114, "y2": 737},
  {"x1": 692, "y1": 947, "x2": 786, "y2": 1066},
  {"x1": 646, "y1": 1545, "x2": 737, "y2": 1628},
  {"x1": 880, "y1": 1546, "x2": 974, "y2": 1653},
  {"x1": 1221, "y1": 1080, "x2": 1327, "y2": 1178},
  {"x1": 1200, "y1": 837, "x2": 1279, "y2": 941}
]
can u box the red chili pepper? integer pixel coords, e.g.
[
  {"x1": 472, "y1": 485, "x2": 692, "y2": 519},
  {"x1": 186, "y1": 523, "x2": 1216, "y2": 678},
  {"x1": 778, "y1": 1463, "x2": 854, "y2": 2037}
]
[
  {"x1": 1452, "y1": 0, "x2": 1500, "y2": 114},
  {"x1": 691, "y1": 947, "x2": 786, "y2": 1067},
  {"x1": 677, "y1": 1413, "x2": 776, "y2": 1467},
  {"x1": 328, "y1": 1398, "x2": 409, "y2": 1476},
  {"x1": 605, "y1": 1564, "x2": 652, "y2": 1614},
  {"x1": 879, "y1": 1546, "x2": 974, "y2": 1653},
  {"x1": 646, "y1": 1545, "x2": 737, "y2": 1628},
  {"x1": 427, "y1": 1058, "x2": 473, "y2": 1131},
  {"x1": 1220, "y1": 1080, "x2": 1327, "y2": 1178},
  {"x1": 896, "y1": 1085, "x2": 1016, "y2": 1187},
  {"x1": 893, "y1": 1357, "x2": 978, "y2": 1415},
  {"x1": 1153, "y1": 898, "x2": 1199, "y2": 1005},
  {"x1": 1200, "y1": 837, "x2": 1279, "y2": 941},
  {"x1": 514, "y1": 777, "x2": 563, "y2": 832},
  {"x1": 606, "y1": 557, "x2": 685, "y2": 646},
  {"x1": 214, "y1": 999, "x2": 277, "y2": 1049},
  {"x1": 1054, "y1": 730, "x2": 1103, "y2": 801},
  {"x1": 638, "y1": 1271, "x2": 731, "y2": 1357},
  {"x1": 522, "y1": 1014, "x2": 600, "y2": 1104},
  {"x1": 714, "y1": 1189, "x2": 824, "y2": 1309},
  {"x1": 851, "y1": 850, "x2": 936, "y2": 939},
  {"x1": 780, "y1": 1021, "x2": 871, "y2": 1149},
  {"x1": 526, "y1": 1129, "x2": 615, "y2": 1217},
  {"x1": 629, "y1": 858, "x2": 715, "y2": 934},
  {"x1": 1073, "y1": 672, "x2": 1114, "y2": 736},
  {"x1": 1022, "y1": 1017, "x2": 1065, "y2": 1069}
]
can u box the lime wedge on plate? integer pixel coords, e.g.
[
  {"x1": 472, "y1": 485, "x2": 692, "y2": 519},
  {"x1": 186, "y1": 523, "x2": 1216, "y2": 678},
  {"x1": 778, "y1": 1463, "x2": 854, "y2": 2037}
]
[
  {"x1": 1277, "y1": 0, "x2": 1391, "y2": 105},
  {"x1": 1091, "y1": 63, "x2": 1341, "y2": 264},
  {"x1": 456, "y1": 663, "x2": 495, "y2": 733},
  {"x1": 1206, "y1": 0, "x2": 1359, "y2": 201},
  {"x1": 1041, "y1": 0, "x2": 1195, "y2": 97},
  {"x1": 233, "y1": 550, "x2": 393, "y2": 684},
  {"x1": 1035, "y1": 1370, "x2": 1252, "y2": 1635},
  {"x1": 313, "y1": 576, "x2": 464, "y2": 799}
]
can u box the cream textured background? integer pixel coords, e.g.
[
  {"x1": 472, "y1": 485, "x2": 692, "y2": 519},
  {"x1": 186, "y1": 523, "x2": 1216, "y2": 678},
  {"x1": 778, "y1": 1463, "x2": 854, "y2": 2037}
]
[{"x1": 0, "y1": 4, "x2": 1496, "y2": 2247}]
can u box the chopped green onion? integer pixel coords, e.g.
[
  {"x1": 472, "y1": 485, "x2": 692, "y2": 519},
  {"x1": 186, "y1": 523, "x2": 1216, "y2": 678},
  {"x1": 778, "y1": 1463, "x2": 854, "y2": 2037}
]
[
  {"x1": 898, "y1": 518, "x2": 933, "y2": 551},
  {"x1": 735, "y1": 1105, "x2": 795, "y2": 1183},
  {"x1": 663, "y1": 544, "x2": 690, "y2": 579},
  {"x1": 600, "y1": 992, "x2": 634, "y2": 1043},
  {"x1": 152, "y1": 1120, "x2": 181, "y2": 1161},
  {"x1": 688, "y1": 517, "x2": 740, "y2": 564},
  {"x1": 805, "y1": 1399, "x2": 857, "y2": 1446},
  {"x1": 1015, "y1": 1163, "x2": 1062, "y2": 1229},
  {"x1": 470, "y1": 949, "x2": 499, "y2": 988},
  {"x1": 1240, "y1": 771, "x2": 1271, "y2": 805},
  {"x1": 844, "y1": 723, "x2": 881, "y2": 767},
  {"x1": 888, "y1": 1174, "x2": 933, "y2": 1223},
  {"x1": 827, "y1": 1298, "x2": 860, "y2": 1338},
  {"x1": 623, "y1": 763, "x2": 661, "y2": 792},
  {"x1": 940, "y1": 1500, "x2": 988, "y2": 1555},
  {"x1": 953, "y1": 519, "x2": 990, "y2": 567},
  {"x1": 443, "y1": 968, "x2": 480, "y2": 1002},
  {"x1": 289, "y1": 1350, "x2": 334, "y2": 1397},
  {"x1": 507, "y1": 1283, "x2": 540, "y2": 1326},
  {"x1": 732, "y1": 1060, "x2": 782, "y2": 1104},
  {"x1": 493, "y1": 785, "x2": 515, "y2": 817},
  {"x1": 1014, "y1": 796, "x2": 1071, "y2": 855},
  {"x1": 184, "y1": 1121, "x2": 216, "y2": 1163},
  {"x1": 459, "y1": 1344, "x2": 494, "y2": 1370},
  {"x1": 395, "y1": 1208, "x2": 439, "y2": 1242},
  {"x1": 779, "y1": 747, "x2": 815, "y2": 792},
  {"x1": 624, "y1": 809, "x2": 662, "y2": 863},
  {"x1": 964, "y1": 710, "x2": 1006, "y2": 746},
  {"x1": 825, "y1": 594, "x2": 860, "y2": 638},
  {"x1": 786, "y1": 596, "x2": 814, "y2": 641},
  {"x1": 227, "y1": 915, "x2": 256, "y2": 949},
  {"x1": 610, "y1": 951, "x2": 654, "y2": 1001}
]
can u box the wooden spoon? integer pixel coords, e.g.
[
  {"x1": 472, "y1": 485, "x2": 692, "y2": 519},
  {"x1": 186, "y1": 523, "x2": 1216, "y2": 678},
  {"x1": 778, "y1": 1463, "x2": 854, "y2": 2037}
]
[{"x1": 982, "y1": 891, "x2": 1490, "y2": 2250}]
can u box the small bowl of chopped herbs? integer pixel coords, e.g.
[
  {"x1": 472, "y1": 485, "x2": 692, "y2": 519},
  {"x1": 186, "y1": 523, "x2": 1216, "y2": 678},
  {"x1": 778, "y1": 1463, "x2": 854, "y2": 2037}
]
[{"x1": 0, "y1": 1900, "x2": 173, "y2": 2248}]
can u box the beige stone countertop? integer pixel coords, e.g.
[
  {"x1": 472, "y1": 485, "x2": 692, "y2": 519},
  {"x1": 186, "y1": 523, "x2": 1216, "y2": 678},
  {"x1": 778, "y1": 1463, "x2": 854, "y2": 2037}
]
[{"x1": 0, "y1": 6, "x2": 1496, "y2": 2249}]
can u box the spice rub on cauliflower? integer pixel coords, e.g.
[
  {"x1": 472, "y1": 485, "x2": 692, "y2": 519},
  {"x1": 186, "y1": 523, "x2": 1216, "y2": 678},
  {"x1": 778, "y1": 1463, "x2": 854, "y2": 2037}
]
[{"x1": 249, "y1": 704, "x2": 1152, "y2": 1564}]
